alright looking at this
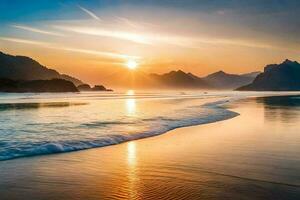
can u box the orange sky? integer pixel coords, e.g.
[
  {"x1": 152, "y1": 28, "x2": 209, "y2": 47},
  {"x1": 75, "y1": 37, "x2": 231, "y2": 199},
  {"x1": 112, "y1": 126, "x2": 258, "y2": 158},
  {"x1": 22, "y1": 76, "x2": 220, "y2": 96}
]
[{"x1": 1, "y1": 3, "x2": 300, "y2": 85}]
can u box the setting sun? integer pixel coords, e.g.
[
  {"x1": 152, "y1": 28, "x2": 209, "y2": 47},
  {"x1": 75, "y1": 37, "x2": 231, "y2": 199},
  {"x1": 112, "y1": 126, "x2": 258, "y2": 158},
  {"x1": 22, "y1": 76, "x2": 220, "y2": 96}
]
[{"x1": 126, "y1": 60, "x2": 138, "y2": 70}]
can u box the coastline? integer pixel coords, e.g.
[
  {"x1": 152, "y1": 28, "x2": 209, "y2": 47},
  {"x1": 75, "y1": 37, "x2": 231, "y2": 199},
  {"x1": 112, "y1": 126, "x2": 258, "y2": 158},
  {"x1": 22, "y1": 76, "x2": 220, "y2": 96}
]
[{"x1": 1, "y1": 94, "x2": 300, "y2": 199}]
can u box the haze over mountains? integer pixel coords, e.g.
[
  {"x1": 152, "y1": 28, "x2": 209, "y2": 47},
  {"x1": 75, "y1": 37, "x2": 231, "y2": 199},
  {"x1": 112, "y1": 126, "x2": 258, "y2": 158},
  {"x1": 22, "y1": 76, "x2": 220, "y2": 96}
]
[{"x1": 238, "y1": 59, "x2": 300, "y2": 91}]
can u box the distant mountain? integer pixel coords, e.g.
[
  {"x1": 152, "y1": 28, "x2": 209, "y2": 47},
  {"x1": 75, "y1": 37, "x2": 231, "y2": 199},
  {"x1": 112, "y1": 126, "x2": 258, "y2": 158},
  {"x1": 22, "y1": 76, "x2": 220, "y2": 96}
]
[
  {"x1": 107, "y1": 69, "x2": 260, "y2": 90},
  {"x1": 105, "y1": 69, "x2": 211, "y2": 89},
  {"x1": 149, "y1": 70, "x2": 211, "y2": 89},
  {"x1": 0, "y1": 52, "x2": 84, "y2": 86},
  {"x1": 237, "y1": 59, "x2": 300, "y2": 91},
  {"x1": 203, "y1": 70, "x2": 259, "y2": 89},
  {"x1": 92, "y1": 85, "x2": 113, "y2": 91},
  {"x1": 0, "y1": 78, "x2": 78, "y2": 93},
  {"x1": 77, "y1": 84, "x2": 113, "y2": 91}
]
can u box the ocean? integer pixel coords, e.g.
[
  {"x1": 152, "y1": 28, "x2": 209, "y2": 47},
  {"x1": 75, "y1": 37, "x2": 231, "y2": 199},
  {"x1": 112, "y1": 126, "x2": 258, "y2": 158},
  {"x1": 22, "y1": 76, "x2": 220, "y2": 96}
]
[{"x1": 0, "y1": 91, "x2": 298, "y2": 161}]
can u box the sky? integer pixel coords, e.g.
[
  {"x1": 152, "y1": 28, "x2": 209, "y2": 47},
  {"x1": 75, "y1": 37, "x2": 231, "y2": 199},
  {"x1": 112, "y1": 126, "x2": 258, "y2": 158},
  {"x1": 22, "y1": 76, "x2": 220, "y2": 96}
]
[{"x1": 1, "y1": 0, "x2": 300, "y2": 85}]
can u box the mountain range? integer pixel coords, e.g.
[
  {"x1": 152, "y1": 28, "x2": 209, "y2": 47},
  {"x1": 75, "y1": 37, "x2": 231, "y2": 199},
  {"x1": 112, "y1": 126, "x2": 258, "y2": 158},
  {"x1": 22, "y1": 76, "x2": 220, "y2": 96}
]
[
  {"x1": 5, "y1": 51, "x2": 300, "y2": 91},
  {"x1": 106, "y1": 69, "x2": 259, "y2": 90},
  {"x1": 237, "y1": 59, "x2": 300, "y2": 91}
]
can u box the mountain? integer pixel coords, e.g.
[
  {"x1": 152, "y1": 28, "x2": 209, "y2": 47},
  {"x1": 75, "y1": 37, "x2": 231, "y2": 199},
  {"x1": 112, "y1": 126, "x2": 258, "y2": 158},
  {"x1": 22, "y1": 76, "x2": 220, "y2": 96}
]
[
  {"x1": 237, "y1": 59, "x2": 300, "y2": 91},
  {"x1": 92, "y1": 85, "x2": 113, "y2": 91},
  {"x1": 0, "y1": 52, "x2": 84, "y2": 86},
  {"x1": 107, "y1": 69, "x2": 259, "y2": 90},
  {"x1": 105, "y1": 70, "x2": 211, "y2": 89},
  {"x1": 203, "y1": 70, "x2": 259, "y2": 90},
  {"x1": 149, "y1": 70, "x2": 211, "y2": 89},
  {"x1": 0, "y1": 78, "x2": 78, "y2": 93},
  {"x1": 77, "y1": 84, "x2": 113, "y2": 91}
]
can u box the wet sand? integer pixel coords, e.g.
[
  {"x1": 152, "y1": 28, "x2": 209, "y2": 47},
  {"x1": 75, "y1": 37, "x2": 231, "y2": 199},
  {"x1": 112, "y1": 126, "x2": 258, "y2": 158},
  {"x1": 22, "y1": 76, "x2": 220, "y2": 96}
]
[{"x1": 1, "y1": 96, "x2": 300, "y2": 200}]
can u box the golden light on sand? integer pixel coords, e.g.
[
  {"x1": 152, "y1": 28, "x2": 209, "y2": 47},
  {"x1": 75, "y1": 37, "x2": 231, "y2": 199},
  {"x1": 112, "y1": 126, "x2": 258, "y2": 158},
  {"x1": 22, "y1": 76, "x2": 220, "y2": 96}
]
[
  {"x1": 126, "y1": 60, "x2": 138, "y2": 70},
  {"x1": 127, "y1": 142, "x2": 136, "y2": 166}
]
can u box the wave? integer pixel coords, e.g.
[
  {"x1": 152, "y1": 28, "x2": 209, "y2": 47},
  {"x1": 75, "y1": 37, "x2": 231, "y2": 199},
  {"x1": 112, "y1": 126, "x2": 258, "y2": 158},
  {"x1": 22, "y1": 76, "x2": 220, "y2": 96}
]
[{"x1": 0, "y1": 98, "x2": 239, "y2": 161}]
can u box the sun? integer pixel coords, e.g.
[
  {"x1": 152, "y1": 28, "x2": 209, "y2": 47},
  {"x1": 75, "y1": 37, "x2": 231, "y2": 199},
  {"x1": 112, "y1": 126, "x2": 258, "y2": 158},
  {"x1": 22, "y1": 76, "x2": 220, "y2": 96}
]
[{"x1": 126, "y1": 60, "x2": 138, "y2": 70}]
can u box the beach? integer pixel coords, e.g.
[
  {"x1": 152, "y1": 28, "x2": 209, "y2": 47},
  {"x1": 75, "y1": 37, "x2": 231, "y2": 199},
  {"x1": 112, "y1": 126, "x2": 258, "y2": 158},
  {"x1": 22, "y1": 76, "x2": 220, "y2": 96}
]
[
  {"x1": 2, "y1": 1, "x2": 300, "y2": 199},
  {"x1": 1, "y1": 95, "x2": 300, "y2": 200}
]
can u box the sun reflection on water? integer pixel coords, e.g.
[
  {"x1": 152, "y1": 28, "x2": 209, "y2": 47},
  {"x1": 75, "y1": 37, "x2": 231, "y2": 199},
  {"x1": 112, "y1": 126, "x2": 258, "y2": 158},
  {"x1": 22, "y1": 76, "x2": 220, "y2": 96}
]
[
  {"x1": 126, "y1": 90, "x2": 136, "y2": 116},
  {"x1": 126, "y1": 90, "x2": 135, "y2": 96}
]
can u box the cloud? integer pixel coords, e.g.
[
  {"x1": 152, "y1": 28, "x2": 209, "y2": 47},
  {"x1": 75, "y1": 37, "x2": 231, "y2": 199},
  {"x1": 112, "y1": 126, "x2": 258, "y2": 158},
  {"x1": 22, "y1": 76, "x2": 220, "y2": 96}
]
[
  {"x1": 0, "y1": 36, "x2": 139, "y2": 60},
  {"x1": 53, "y1": 25, "x2": 152, "y2": 45},
  {"x1": 60, "y1": 47, "x2": 140, "y2": 60},
  {"x1": 0, "y1": 37, "x2": 51, "y2": 46},
  {"x1": 51, "y1": 20, "x2": 279, "y2": 50},
  {"x1": 115, "y1": 17, "x2": 140, "y2": 28},
  {"x1": 78, "y1": 5, "x2": 101, "y2": 21},
  {"x1": 10, "y1": 24, "x2": 274, "y2": 50},
  {"x1": 11, "y1": 25, "x2": 65, "y2": 36},
  {"x1": 189, "y1": 37, "x2": 275, "y2": 50}
]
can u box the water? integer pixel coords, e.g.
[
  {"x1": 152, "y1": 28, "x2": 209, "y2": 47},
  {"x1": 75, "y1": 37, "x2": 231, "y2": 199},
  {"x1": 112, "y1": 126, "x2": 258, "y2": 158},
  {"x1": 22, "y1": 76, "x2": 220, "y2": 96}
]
[
  {"x1": 0, "y1": 93, "x2": 300, "y2": 200},
  {"x1": 0, "y1": 91, "x2": 243, "y2": 161},
  {"x1": 0, "y1": 92, "x2": 300, "y2": 199}
]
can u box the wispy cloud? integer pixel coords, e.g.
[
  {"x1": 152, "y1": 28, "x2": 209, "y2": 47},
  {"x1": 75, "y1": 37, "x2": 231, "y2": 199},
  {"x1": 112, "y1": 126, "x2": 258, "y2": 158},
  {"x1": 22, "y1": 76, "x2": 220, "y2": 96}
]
[
  {"x1": 11, "y1": 25, "x2": 65, "y2": 36},
  {"x1": 0, "y1": 36, "x2": 139, "y2": 60},
  {"x1": 53, "y1": 25, "x2": 151, "y2": 45},
  {"x1": 198, "y1": 38, "x2": 275, "y2": 49},
  {"x1": 115, "y1": 17, "x2": 140, "y2": 28},
  {"x1": 78, "y1": 5, "x2": 101, "y2": 21},
  {"x1": 51, "y1": 22, "x2": 277, "y2": 50},
  {"x1": 0, "y1": 36, "x2": 51, "y2": 46},
  {"x1": 60, "y1": 47, "x2": 139, "y2": 59}
]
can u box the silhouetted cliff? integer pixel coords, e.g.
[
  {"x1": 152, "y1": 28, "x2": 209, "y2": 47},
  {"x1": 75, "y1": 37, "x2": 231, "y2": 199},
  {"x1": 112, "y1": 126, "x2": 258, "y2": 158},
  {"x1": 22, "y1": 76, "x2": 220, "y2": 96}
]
[{"x1": 237, "y1": 59, "x2": 300, "y2": 91}]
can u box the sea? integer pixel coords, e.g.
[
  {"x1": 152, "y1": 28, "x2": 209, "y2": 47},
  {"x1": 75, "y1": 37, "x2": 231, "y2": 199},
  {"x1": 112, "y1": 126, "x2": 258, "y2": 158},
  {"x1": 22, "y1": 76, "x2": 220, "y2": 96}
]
[{"x1": 0, "y1": 91, "x2": 298, "y2": 161}]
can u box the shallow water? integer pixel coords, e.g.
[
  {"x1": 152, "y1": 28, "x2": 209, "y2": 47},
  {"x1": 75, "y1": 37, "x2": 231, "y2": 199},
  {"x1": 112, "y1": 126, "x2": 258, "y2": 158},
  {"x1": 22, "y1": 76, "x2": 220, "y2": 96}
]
[
  {"x1": 0, "y1": 91, "x2": 241, "y2": 160},
  {"x1": 0, "y1": 93, "x2": 300, "y2": 199}
]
